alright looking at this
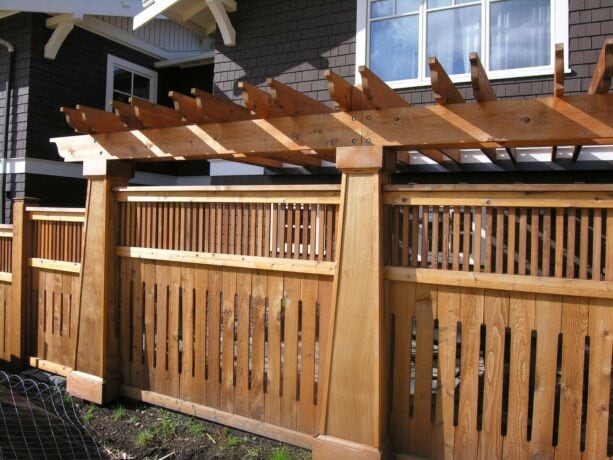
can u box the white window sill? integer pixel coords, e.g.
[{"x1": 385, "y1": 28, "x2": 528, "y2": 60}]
[{"x1": 382, "y1": 65, "x2": 572, "y2": 91}]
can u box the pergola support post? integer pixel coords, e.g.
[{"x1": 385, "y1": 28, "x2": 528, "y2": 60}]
[
  {"x1": 66, "y1": 160, "x2": 133, "y2": 404},
  {"x1": 314, "y1": 146, "x2": 396, "y2": 459}
]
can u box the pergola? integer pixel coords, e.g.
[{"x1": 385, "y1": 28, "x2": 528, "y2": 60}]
[{"x1": 53, "y1": 40, "x2": 613, "y2": 172}]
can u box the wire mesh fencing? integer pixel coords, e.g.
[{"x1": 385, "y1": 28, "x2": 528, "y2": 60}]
[{"x1": 0, "y1": 370, "x2": 103, "y2": 459}]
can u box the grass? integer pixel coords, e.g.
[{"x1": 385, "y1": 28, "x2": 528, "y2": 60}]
[
  {"x1": 186, "y1": 421, "x2": 205, "y2": 437},
  {"x1": 225, "y1": 433, "x2": 243, "y2": 448},
  {"x1": 82, "y1": 404, "x2": 97, "y2": 423},
  {"x1": 111, "y1": 404, "x2": 128, "y2": 421},
  {"x1": 269, "y1": 446, "x2": 294, "y2": 460},
  {"x1": 136, "y1": 428, "x2": 156, "y2": 447},
  {"x1": 158, "y1": 411, "x2": 180, "y2": 438}
]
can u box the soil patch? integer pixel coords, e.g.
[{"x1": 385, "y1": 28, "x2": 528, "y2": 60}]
[{"x1": 75, "y1": 397, "x2": 311, "y2": 460}]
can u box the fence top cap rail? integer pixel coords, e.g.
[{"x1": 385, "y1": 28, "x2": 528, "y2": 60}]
[
  {"x1": 26, "y1": 207, "x2": 86, "y2": 213},
  {"x1": 384, "y1": 183, "x2": 613, "y2": 193},
  {"x1": 0, "y1": 224, "x2": 13, "y2": 230},
  {"x1": 113, "y1": 184, "x2": 342, "y2": 193}
]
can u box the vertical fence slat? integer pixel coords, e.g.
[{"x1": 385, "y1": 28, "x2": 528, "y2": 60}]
[
  {"x1": 529, "y1": 294, "x2": 562, "y2": 458},
  {"x1": 556, "y1": 297, "x2": 588, "y2": 457},
  {"x1": 452, "y1": 207, "x2": 460, "y2": 271},
  {"x1": 478, "y1": 290, "x2": 508, "y2": 459},
  {"x1": 583, "y1": 298, "x2": 613, "y2": 458},
  {"x1": 250, "y1": 270, "x2": 267, "y2": 421},
  {"x1": 390, "y1": 281, "x2": 415, "y2": 454},
  {"x1": 530, "y1": 208, "x2": 539, "y2": 276},
  {"x1": 454, "y1": 288, "x2": 484, "y2": 459},
  {"x1": 409, "y1": 285, "x2": 436, "y2": 457},
  {"x1": 503, "y1": 292, "x2": 535, "y2": 458}
]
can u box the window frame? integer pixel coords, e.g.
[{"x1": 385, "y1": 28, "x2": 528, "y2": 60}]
[
  {"x1": 105, "y1": 55, "x2": 159, "y2": 111},
  {"x1": 355, "y1": 0, "x2": 569, "y2": 89}
]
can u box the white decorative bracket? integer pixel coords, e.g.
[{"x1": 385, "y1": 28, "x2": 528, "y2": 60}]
[
  {"x1": 205, "y1": 0, "x2": 235, "y2": 46},
  {"x1": 133, "y1": 0, "x2": 236, "y2": 46},
  {"x1": 44, "y1": 13, "x2": 84, "y2": 60}
]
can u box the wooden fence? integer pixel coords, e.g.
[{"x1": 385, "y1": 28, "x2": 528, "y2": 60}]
[
  {"x1": 385, "y1": 185, "x2": 613, "y2": 459},
  {"x1": 114, "y1": 186, "x2": 339, "y2": 443},
  {"x1": 1, "y1": 183, "x2": 613, "y2": 458},
  {"x1": 27, "y1": 207, "x2": 84, "y2": 372}
]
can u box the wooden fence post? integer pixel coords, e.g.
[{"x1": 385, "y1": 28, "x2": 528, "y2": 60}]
[
  {"x1": 314, "y1": 146, "x2": 395, "y2": 459},
  {"x1": 10, "y1": 196, "x2": 39, "y2": 370},
  {"x1": 66, "y1": 160, "x2": 132, "y2": 404}
]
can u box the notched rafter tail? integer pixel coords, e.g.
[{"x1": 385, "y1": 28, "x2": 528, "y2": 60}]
[
  {"x1": 588, "y1": 37, "x2": 613, "y2": 95},
  {"x1": 169, "y1": 90, "x2": 212, "y2": 124},
  {"x1": 238, "y1": 81, "x2": 287, "y2": 118},
  {"x1": 266, "y1": 78, "x2": 333, "y2": 116},
  {"x1": 76, "y1": 104, "x2": 127, "y2": 133},
  {"x1": 129, "y1": 96, "x2": 187, "y2": 129},
  {"x1": 358, "y1": 65, "x2": 409, "y2": 109},
  {"x1": 429, "y1": 56, "x2": 464, "y2": 105},
  {"x1": 324, "y1": 69, "x2": 375, "y2": 111},
  {"x1": 111, "y1": 100, "x2": 144, "y2": 130},
  {"x1": 60, "y1": 107, "x2": 91, "y2": 134},
  {"x1": 191, "y1": 88, "x2": 254, "y2": 123}
]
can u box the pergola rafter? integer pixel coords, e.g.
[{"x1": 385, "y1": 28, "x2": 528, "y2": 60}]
[{"x1": 55, "y1": 44, "x2": 613, "y2": 172}]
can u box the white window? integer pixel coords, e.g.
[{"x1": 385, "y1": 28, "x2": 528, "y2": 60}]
[
  {"x1": 356, "y1": 0, "x2": 568, "y2": 88},
  {"x1": 105, "y1": 55, "x2": 158, "y2": 111}
]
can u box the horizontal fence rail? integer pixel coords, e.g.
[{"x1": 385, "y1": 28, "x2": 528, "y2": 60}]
[
  {"x1": 115, "y1": 186, "x2": 340, "y2": 264},
  {"x1": 385, "y1": 186, "x2": 613, "y2": 281}
]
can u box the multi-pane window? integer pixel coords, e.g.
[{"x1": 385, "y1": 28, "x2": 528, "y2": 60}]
[
  {"x1": 362, "y1": 0, "x2": 563, "y2": 87},
  {"x1": 105, "y1": 55, "x2": 158, "y2": 111}
]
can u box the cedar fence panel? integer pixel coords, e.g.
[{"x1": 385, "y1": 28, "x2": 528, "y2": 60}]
[{"x1": 385, "y1": 186, "x2": 613, "y2": 459}]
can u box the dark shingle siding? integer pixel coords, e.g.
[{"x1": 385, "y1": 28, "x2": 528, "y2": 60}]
[
  {"x1": 213, "y1": 1, "x2": 613, "y2": 107},
  {"x1": 213, "y1": 0, "x2": 356, "y2": 106}
]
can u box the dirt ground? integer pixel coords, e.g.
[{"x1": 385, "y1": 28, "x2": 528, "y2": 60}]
[{"x1": 74, "y1": 396, "x2": 312, "y2": 460}]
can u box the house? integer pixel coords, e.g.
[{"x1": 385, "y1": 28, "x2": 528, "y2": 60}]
[
  {"x1": 205, "y1": 0, "x2": 613, "y2": 182},
  {"x1": 0, "y1": 0, "x2": 611, "y2": 223},
  {"x1": 0, "y1": 1, "x2": 221, "y2": 222}
]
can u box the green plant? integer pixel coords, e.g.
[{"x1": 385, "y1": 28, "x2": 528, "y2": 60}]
[
  {"x1": 62, "y1": 394, "x2": 73, "y2": 406},
  {"x1": 136, "y1": 428, "x2": 155, "y2": 447},
  {"x1": 111, "y1": 404, "x2": 128, "y2": 421},
  {"x1": 186, "y1": 421, "x2": 205, "y2": 437},
  {"x1": 226, "y1": 433, "x2": 242, "y2": 448},
  {"x1": 159, "y1": 413, "x2": 180, "y2": 438},
  {"x1": 269, "y1": 447, "x2": 293, "y2": 460},
  {"x1": 82, "y1": 404, "x2": 97, "y2": 423}
]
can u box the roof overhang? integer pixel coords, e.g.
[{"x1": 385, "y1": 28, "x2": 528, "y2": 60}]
[
  {"x1": 133, "y1": 0, "x2": 237, "y2": 46},
  {"x1": 0, "y1": 0, "x2": 147, "y2": 17}
]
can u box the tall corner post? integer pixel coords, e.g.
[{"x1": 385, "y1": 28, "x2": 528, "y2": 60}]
[
  {"x1": 66, "y1": 160, "x2": 133, "y2": 404},
  {"x1": 10, "y1": 196, "x2": 40, "y2": 370},
  {"x1": 314, "y1": 146, "x2": 396, "y2": 459}
]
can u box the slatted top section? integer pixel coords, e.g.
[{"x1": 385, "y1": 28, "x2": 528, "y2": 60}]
[
  {"x1": 385, "y1": 185, "x2": 613, "y2": 282},
  {"x1": 53, "y1": 41, "x2": 613, "y2": 171}
]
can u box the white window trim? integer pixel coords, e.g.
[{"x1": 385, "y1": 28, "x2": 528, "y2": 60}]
[
  {"x1": 355, "y1": 0, "x2": 569, "y2": 89},
  {"x1": 105, "y1": 54, "x2": 159, "y2": 111}
]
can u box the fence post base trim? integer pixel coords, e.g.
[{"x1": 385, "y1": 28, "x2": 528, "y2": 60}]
[
  {"x1": 312, "y1": 435, "x2": 388, "y2": 460},
  {"x1": 67, "y1": 370, "x2": 119, "y2": 404}
]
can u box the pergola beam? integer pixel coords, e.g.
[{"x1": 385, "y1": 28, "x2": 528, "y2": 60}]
[
  {"x1": 358, "y1": 66, "x2": 408, "y2": 109},
  {"x1": 52, "y1": 94, "x2": 613, "y2": 165}
]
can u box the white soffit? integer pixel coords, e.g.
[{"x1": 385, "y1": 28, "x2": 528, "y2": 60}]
[
  {"x1": 0, "y1": 0, "x2": 146, "y2": 17},
  {"x1": 134, "y1": 0, "x2": 237, "y2": 46}
]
